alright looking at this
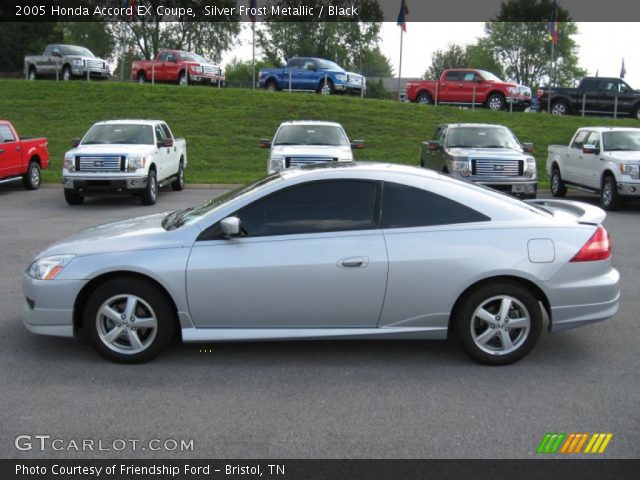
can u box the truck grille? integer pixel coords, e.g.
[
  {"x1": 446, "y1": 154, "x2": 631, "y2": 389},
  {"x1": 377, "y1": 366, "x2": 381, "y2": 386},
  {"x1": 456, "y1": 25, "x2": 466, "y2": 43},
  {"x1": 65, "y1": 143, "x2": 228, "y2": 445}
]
[
  {"x1": 76, "y1": 156, "x2": 125, "y2": 173},
  {"x1": 286, "y1": 156, "x2": 338, "y2": 168},
  {"x1": 203, "y1": 65, "x2": 221, "y2": 76},
  {"x1": 86, "y1": 60, "x2": 105, "y2": 70},
  {"x1": 348, "y1": 74, "x2": 363, "y2": 85},
  {"x1": 471, "y1": 159, "x2": 523, "y2": 177}
]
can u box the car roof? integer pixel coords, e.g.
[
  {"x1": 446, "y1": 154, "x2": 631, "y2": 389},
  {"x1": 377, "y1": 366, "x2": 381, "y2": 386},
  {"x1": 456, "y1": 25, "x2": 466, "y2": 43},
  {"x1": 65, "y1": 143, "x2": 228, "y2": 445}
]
[
  {"x1": 442, "y1": 123, "x2": 510, "y2": 129},
  {"x1": 577, "y1": 126, "x2": 640, "y2": 133},
  {"x1": 279, "y1": 161, "x2": 441, "y2": 180},
  {"x1": 94, "y1": 120, "x2": 165, "y2": 125},
  {"x1": 278, "y1": 120, "x2": 343, "y2": 128}
]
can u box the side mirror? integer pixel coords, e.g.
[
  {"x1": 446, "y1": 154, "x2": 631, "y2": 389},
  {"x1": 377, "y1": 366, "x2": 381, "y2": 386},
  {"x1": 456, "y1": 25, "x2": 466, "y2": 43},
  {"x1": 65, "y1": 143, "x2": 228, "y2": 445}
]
[
  {"x1": 522, "y1": 142, "x2": 534, "y2": 153},
  {"x1": 350, "y1": 140, "x2": 365, "y2": 149},
  {"x1": 583, "y1": 144, "x2": 600, "y2": 155},
  {"x1": 306, "y1": 64, "x2": 316, "y2": 71},
  {"x1": 71, "y1": 138, "x2": 80, "y2": 147},
  {"x1": 52, "y1": 52, "x2": 62, "y2": 58},
  {"x1": 474, "y1": 77, "x2": 483, "y2": 83},
  {"x1": 159, "y1": 138, "x2": 174, "y2": 148},
  {"x1": 427, "y1": 140, "x2": 441, "y2": 151},
  {"x1": 167, "y1": 56, "x2": 177, "y2": 63},
  {"x1": 258, "y1": 139, "x2": 271, "y2": 148},
  {"x1": 220, "y1": 216, "x2": 241, "y2": 238}
]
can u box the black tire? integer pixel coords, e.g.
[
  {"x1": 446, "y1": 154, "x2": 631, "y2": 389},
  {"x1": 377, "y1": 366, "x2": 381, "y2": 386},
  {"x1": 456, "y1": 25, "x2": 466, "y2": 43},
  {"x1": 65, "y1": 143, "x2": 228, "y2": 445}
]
[
  {"x1": 318, "y1": 79, "x2": 334, "y2": 95},
  {"x1": 600, "y1": 175, "x2": 621, "y2": 211},
  {"x1": 453, "y1": 281, "x2": 543, "y2": 365},
  {"x1": 171, "y1": 161, "x2": 185, "y2": 191},
  {"x1": 487, "y1": 93, "x2": 505, "y2": 111},
  {"x1": 178, "y1": 70, "x2": 189, "y2": 86},
  {"x1": 83, "y1": 277, "x2": 175, "y2": 363},
  {"x1": 417, "y1": 92, "x2": 433, "y2": 105},
  {"x1": 22, "y1": 161, "x2": 40, "y2": 190},
  {"x1": 140, "y1": 169, "x2": 158, "y2": 205},
  {"x1": 632, "y1": 104, "x2": 640, "y2": 121},
  {"x1": 550, "y1": 167, "x2": 567, "y2": 197},
  {"x1": 137, "y1": 72, "x2": 147, "y2": 84},
  {"x1": 62, "y1": 65, "x2": 71, "y2": 81},
  {"x1": 64, "y1": 189, "x2": 85, "y2": 205},
  {"x1": 266, "y1": 81, "x2": 277, "y2": 92},
  {"x1": 28, "y1": 66, "x2": 37, "y2": 81},
  {"x1": 551, "y1": 100, "x2": 569, "y2": 115}
]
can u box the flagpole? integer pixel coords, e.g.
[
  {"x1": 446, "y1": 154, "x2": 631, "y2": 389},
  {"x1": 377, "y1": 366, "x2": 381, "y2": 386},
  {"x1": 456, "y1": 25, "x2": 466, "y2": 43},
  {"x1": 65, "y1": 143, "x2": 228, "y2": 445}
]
[
  {"x1": 397, "y1": 27, "x2": 403, "y2": 101},
  {"x1": 251, "y1": 21, "x2": 256, "y2": 90}
]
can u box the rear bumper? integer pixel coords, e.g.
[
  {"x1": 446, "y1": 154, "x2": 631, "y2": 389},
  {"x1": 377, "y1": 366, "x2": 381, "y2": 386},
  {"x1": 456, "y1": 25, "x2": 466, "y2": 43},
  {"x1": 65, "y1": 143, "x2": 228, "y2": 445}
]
[{"x1": 63, "y1": 175, "x2": 147, "y2": 193}]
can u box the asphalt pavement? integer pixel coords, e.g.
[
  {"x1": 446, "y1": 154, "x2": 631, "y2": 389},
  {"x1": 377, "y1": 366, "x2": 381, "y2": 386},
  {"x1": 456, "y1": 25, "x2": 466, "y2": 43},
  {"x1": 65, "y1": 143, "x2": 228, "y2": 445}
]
[{"x1": 1, "y1": 185, "x2": 638, "y2": 459}]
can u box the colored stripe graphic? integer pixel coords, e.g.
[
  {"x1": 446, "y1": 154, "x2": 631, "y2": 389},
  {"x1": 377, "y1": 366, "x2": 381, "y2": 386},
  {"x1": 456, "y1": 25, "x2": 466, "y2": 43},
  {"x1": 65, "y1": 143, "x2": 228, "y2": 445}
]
[
  {"x1": 538, "y1": 433, "x2": 613, "y2": 454},
  {"x1": 585, "y1": 433, "x2": 613, "y2": 454},
  {"x1": 537, "y1": 433, "x2": 565, "y2": 453}
]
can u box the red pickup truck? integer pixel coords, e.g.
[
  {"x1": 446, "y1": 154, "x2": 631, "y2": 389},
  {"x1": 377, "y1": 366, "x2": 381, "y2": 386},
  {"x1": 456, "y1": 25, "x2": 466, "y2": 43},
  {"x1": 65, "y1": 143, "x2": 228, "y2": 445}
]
[
  {"x1": 0, "y1": 121, "x2": 49, "y2": 190},
  {"x1": 406, "y1": 69, "x2": 532, "y2": 111},
  {"x1": 131, "y1": 50, "x2": 225, "y2": 86}
]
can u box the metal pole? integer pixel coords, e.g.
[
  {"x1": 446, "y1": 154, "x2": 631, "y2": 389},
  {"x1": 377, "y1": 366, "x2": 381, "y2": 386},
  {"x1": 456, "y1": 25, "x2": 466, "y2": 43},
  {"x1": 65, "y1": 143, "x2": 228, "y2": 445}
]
[
  {"x1": 56, "y1": 59, "x2": 59, "y2": 81},
  {"x1": 397, "y1": 28, "x2": 403, "y2": 101},
  {"x1": 87, "y1": 63, "x2": 90, "y2": 82},
  {"x1": 152, "y1": 62, "x2": 155, "y2": 85},
  {"x1": 614, "y1": 95, "x2": 618, "y2": 119},
  {"x1": 581, "y1": 93, "x2": 586, "y2": 117},
  {"x1": 251, "y1": 22, "x2": 256, "y2": 90},
  {"x1": 509, "y1": 96, "x2": 513, "y2": 113},
  {"x1": 472, "y1": 86, "x2": 476, "y2": 110},
  {"x1": 24, "y1": 60, "x2": 28, "y2": 80},
  {"x1": 289, "y1": 70, "x2": 292, "y2": 93},
  {"x1": 434, "y1": 82, "x2": 439, "y2": 106}
]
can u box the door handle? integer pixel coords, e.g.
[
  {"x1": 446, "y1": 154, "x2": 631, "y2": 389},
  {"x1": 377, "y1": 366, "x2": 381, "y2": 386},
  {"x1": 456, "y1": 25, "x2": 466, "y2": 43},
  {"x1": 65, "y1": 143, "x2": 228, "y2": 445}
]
[
  {"x1": 338, "y1": 256, "x2": 369, "y2": 268},
  {"x1": 16, "y1": 147, "x2": 21, "y2": 151}
]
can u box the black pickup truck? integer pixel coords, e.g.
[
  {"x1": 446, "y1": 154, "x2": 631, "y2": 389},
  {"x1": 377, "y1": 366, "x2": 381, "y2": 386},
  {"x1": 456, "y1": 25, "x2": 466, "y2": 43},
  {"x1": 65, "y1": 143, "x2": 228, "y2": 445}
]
[{"x1": 538, "y1": 77, "x2": 640, "y2": 119}]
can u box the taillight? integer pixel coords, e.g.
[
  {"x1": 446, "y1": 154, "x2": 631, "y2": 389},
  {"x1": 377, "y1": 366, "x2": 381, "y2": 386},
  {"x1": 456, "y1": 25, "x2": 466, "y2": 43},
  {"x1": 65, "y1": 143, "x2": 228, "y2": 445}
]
[{"x1": 570, "y1": 225, "x2": 611, "y2": 262}]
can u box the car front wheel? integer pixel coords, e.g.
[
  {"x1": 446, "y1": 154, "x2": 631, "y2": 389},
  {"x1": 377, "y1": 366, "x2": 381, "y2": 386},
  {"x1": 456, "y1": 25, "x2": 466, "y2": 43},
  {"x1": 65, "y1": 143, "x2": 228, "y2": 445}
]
[
  {"x1": 140, "y1": 169, "x2": 158, "y2": 205},
  {"x1": 600, "y1": 175, "x2": 621, "y2": 211},
  {"x1": 84, "y1": 277, "x2": 175, "y2": 363},
  {"x1": 550, "y1": 167, "x2": 567, "y2": 197},
  {"x1": 454, "y1": 281, "x2": 542, "y2": 365}
]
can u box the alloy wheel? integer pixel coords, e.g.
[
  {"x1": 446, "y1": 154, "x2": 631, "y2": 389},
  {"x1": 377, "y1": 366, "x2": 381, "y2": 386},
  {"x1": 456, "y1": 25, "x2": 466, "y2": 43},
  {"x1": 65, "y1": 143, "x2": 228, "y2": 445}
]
[{"x1": 470, "y1": 295, "x2": 531, "y2": 355}]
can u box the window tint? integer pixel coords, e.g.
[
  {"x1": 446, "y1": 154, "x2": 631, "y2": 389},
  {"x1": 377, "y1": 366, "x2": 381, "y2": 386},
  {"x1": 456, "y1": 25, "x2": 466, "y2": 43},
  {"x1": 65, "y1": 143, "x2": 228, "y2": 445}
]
[
  {"x1": 571, "y1": 130, "x2": 589, "y2": 149},
  {"x1": 381, "y1": 182, "x2": 490, "y2": 228},
  {"x1": 160, "y1": 123, "x2": 172, "y2": 139},
  {"x1": 585, "y1": 131, "x2": 600, "y2": 148},
  {"x1": 287, "y1": 58, "x2": 303, "y2": 69},
  {"x1": 581, "y1": 78, "x2": 598, "y2": 90},
  {"x1": 0, "y1": 125, "x2": 16, "y2": 142},
  {"x1": 155, "y1": 125, "x2": 166, "y2": 142},
  {"x1": 445, "y1": 71, "x2": 463, "y2": 81},
  {"x1": 237, "y1": 180, "x2": 377, "y2": 237},
  {"x1": 462, "y1": 72, "x2": 476, "y2": 81}
]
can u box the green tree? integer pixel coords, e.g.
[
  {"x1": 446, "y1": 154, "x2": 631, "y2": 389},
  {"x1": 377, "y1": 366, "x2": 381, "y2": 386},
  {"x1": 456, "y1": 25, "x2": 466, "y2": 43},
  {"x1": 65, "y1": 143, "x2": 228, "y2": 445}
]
[
  {"x1": 224, "y1": 57, "x2": 275, "y2": 88},
  {"x1": 56, "y1": 22, "x2": 116, "y2": 60},
  {"x1": 423, "y1": 44, "x2": 467, "y2": 80},
  {"x1": 465, "y1": 39, "x2": 504, "y2": 78},
  {"x1": 351, "y1": 46, "x2": 393, "y2": 77},
  {"x1": 0, "y1": 22, "x2": 62, "y2": 73},
  {"x1": 486, "y1": 0, "x2": 586, "y2": 87}
]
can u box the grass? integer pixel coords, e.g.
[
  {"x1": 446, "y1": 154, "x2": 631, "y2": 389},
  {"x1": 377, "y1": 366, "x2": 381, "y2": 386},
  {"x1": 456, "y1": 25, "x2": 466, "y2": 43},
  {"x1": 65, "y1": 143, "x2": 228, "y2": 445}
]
[{"x1": 1, "y1": 79, "x2": 638, "y2": 185}]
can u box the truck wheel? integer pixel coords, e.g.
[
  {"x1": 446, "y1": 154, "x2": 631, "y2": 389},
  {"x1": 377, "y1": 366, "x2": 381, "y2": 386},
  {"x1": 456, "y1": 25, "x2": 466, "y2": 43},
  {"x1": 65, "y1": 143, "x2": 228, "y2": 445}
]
[
  {"x1": 319, "y1": 80, "x2": 334, "y2": 95},
  {"x1": 550, "y1": 167, "x2": 567, "y2": 197},
  {"x1": 551, "y1": 101, "x2": 569, "y2": 115},
  {"x1": 487, "y1": 93, "x2": 505, "y2": 111},
  {"x1": 266, "y1": 81, "x2": 277, "y2": 92},
  {"x1": 140, "y1": 169, "x2": 158, "y2": 205},
  {"x1": 28, "y1": 67, "x2": 37, "y2": 81},
  {"x1": 600, "y1": 175, "x2": 621, "y2": 211},
  {"x1": 22, "y1": 161, "x2": 41, "y2": 190},
  {"x1": 178, "y1": 71, "x2": 189, "y2": 86},
  {"x1": 64, "y1": 190, "x2": 85, "y2": 205},
  {"x1": 171, "y1": 162, "x2": 185, "y2": 191},
  {"x1": 62, "y1": 66, "x2": 71, "y2": 81},
  {"x1": 632, "y1": 105, "x2": 640, "y2": 120},
  {"x1": 417, "y1": 92, "x2": 433, "y2": 105},
  {"x1": 137, "y1": 73, "x2": 147, "y2": 84}
]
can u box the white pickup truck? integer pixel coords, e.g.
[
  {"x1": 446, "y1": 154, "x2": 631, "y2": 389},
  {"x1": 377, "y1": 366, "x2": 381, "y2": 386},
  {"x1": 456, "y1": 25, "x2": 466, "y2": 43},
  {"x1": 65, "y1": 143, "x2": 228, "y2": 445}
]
[
  {"x1": 62, "y1": 120, "x2": 187, "y2": 205},
  {"x1": 547, "y1": 127, "x2": 640, "y2": 210}
]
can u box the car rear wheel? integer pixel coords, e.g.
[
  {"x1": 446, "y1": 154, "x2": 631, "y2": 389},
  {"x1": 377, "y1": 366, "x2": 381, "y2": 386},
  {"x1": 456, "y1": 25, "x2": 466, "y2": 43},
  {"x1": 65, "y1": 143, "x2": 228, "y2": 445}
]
[
  {"x1": 140, "y1": 169, "x2": 158, "y2": 205},
  {"x1": 550, "y1": 167, "x2": 567, "y2": 197},
  {"x1": 22, "y1": 161, "x2": 41, "y2": 190},
  {"x1": 137, "y1": 73, "x2": 147, "y2": 84},
  {"x1": 551, "y1": 101, "x2": 569, "y2": 115},
  {"x1": 84, "y1": 277, "x2": 175, "y2": 363},
  {"x1": 417, "y1": 92, "x2": 433, "y2": 105},
  {"x1": 266, "y1": 81, "x2": 277, "y2": 92},
  {"x1": 171, "y1": 162, "x2": 185, "y2": 191},
  {"x1": 454, "y1": 281, "x2": 542, "y2": 365},
  {"x1": 600, "y1": 175, "x2": 621, "y2": 211}
]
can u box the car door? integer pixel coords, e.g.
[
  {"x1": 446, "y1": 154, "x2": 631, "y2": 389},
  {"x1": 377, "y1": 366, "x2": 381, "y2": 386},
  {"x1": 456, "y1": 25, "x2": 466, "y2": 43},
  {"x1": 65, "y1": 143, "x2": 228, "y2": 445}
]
[
  {"x1": 186, "y1": 180, "x2": 388, "y2": 328},
  {"x1": 597, "y1": 79, "x2": 630, "y2": 114},
  {"x1": 438, "y1": 71, "x2": 462, "y2": 102},
  {"x1": 300, "y1": 59, "x2": 319, "y2": 90},
  {"x1": 565, "y1": 130, "x2": 590, "y2": 184},
  {"x1": 448, "y1": 70, "x2": 477, "y2": 104},
  {"x1": 0, "y1": 124, "x2": 22, "y2": 177},
  {"x1": 153, "y1": 51, "x2": 169, "y2": 81},
  {"x1": 428, "y1": 126, "x2": 448, "y2": 171},
  {"x1": 580, "y1": 131, "x2": 603, "y2": 189},
  {"x1": 283, "y1": 58, "x2": 303, "y2": 90},
  {"x1": 164, "y1": 52, "x2": 181, "y2": 82},
  {"x1": 153, "y1": 124, "x2": 171, "y2": 178}
]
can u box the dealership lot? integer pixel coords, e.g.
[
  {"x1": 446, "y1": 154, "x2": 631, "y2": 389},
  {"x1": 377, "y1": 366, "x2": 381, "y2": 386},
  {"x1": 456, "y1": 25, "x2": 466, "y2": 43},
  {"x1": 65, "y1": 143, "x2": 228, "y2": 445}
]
[{"x1": 1, "y1": 186, "x2": 638, "y2": 459}]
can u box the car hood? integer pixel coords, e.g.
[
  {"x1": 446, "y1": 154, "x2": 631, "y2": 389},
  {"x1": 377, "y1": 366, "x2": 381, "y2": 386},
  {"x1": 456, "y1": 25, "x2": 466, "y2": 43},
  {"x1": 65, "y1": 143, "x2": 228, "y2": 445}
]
[
  {"x1": 271, "y1": 145, "x2": 352, "y2": 158},
  {"x1": 445, "y1": 147, "x2": 526, "y2": 158},
  {"x1": 66, "y1": 55, "x2": 107, "y2": 63},
  {"x1": 67, "y1": 144, "x2": 155, "y2": 157},
  {"x1": 38, "y1": 213, "x2": 191, "y2": 258},
  {"x1": 602, "y1": 151, "x2": 640, "y2": 161}
]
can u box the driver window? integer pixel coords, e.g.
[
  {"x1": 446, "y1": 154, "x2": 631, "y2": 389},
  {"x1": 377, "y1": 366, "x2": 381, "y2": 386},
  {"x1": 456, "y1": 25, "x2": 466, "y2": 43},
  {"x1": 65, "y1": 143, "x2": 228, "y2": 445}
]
[
  {"x1": 585, "y1": 132, "x2": 600, "y2": 148},
  {"x1": 571, "y1": 131, "x2": 589, "y2": 149},
  {"x1": 155, "y1": 126, "x2": 166, "y2": 143},
  {"x1": 302, "y1": 60, "x2": 316, "y2": 71}
]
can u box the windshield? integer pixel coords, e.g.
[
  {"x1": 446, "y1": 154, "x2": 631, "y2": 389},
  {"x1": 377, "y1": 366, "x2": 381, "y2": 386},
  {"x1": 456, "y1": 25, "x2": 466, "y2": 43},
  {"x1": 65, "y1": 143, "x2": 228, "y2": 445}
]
[
  {"x1": 446, "y1": 127, "x2": 521, "y2": 149},
  {"x1": 273, "y1": 125, "x2": 349, "y2": 147},
  {"x1": 602, "y1": 131, "x2": 640, "y2": 151},
  {"x1": 82, "y1": 124, "x2": 154, "y2": 145},
  {"x1": 60, "y1": 46, "x2": 94, "y2": 57},
  {"x1": 164, "y1": 175, "x2": 281, "y2": 229},
  {"x1": 180, "y1": 52, "x2": 208, "y2": 63},
  {"x1": 315, "y1": 59, "x2": 342, "y2": 71},
  {"x1": 477, "y1": 70, "x2": 502, "y2": 82}
]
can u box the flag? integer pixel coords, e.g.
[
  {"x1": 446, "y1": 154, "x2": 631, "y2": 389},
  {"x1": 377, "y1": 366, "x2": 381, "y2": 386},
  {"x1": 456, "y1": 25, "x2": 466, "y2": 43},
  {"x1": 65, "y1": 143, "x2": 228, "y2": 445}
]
[
  {"x1": 547, "y1": 0, "x2": 558, "y2": 45},
  {"x1": 249, "y1": 0, "x2": 257, "y2": 23},
  {"x1": 397, "y1": 0, "x2": 409, "y2": 32},
  {"x1": 620, "y1": 58, "x2": 626, "y2": 78}
]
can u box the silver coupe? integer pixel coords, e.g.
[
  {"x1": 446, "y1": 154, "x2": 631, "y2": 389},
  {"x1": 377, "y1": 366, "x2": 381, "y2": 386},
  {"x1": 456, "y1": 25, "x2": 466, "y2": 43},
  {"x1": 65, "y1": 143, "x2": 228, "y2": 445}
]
[{"x1": 22, "y1": 163, "x2": 620, "y2": 364}]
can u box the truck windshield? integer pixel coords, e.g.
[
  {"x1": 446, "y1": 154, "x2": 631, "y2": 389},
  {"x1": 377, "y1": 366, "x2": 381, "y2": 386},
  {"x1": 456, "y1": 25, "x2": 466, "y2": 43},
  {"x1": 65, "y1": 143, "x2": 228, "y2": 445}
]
[
  {"x1": 476, "y1": 70, "x2": 502, "y2": 82},
  {"x1": 180, "y1": 52, "x2": 207, "y2": 63},
  {"x1": 315, "y1": 59, "x2": 342, "y2": 70},
  {"x1": 82, "y1": 124, "x2": 154, "y2": 145},
  {"x1": 273, "y1": 125, "x2": 349, "y2": 147},
  {"x1": 60, "y1": 46, "x2": 95, "y2": 57},
  {"x1": 446, "y1": 127, "x2": 521, "y2": 150},
  {"x1": 603, "y1": 131, "x2": 640, "y2": 151}
]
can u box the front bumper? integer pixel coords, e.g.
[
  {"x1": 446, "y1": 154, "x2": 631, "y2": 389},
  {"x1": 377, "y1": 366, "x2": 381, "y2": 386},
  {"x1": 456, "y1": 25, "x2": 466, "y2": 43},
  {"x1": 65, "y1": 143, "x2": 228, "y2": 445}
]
[
  {"x1": 506, "y1": 95, "x2": 532, "y2": 108},
  {"x1": 334, "y1": 81, "x2": 365, "y2": 94},
  {"x1": 617, "y1": 182, "x2": 640, "y2": 196},
  {"x1": 21, "y1": 273, "x2": 86, "y2": 338},
  {"x1": 71, "y1": 67, "x2": 109, "y2": 79},
  {"x1": 189, "y1": 74, "x2": 225, "y2": 86},
  {"x1": 63, "y1": 175, "x2": 148, "y2": 194}
]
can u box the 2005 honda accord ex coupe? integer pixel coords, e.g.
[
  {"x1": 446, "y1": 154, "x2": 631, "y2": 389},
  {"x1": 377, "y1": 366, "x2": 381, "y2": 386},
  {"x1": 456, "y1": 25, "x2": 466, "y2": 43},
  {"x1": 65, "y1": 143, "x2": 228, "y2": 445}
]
[{"x1": 22, "y1": 163, "x2": 620, "y2": 364}]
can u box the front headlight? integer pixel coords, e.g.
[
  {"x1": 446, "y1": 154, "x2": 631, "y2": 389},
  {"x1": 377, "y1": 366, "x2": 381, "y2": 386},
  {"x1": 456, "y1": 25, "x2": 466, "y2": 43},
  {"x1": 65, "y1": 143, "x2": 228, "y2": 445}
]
[
  {"x1": 450, "y1": 158, "x2": 470, "y2": 176},
  {"x1": 63, "y1": 154, "x2": 75, "y2": 172},
  {"x1": 620, "y1": 164, "x2": 640, "y2": 179},
  {"x1": 507, "y1": 86, "x2": 518, "y2": 95},
  {"x1": 28, "y1": 255, "x2": 76, "y2": 280},
  {"x1": 268, "y1": 157, "x2": 285, "y2": 174},
  {"x1": 524, "y1": 157, "x2": 537, "y2": 177},
  {"x1": 72, "y1": 59, "x2": 83, "y2": 67},
  {"x1": 127, "y1": 156, "x2": 146, "y2": 172},
  {"x1": 335, "y1": 74, "x2": 347, "y2": 82}
]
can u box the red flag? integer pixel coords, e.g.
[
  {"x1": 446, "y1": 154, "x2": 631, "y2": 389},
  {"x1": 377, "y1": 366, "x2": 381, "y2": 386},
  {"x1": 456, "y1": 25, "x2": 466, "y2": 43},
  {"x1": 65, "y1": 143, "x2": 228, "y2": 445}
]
[{"x1": 397, "y1": 0, "x2": 409, "y2": 32}]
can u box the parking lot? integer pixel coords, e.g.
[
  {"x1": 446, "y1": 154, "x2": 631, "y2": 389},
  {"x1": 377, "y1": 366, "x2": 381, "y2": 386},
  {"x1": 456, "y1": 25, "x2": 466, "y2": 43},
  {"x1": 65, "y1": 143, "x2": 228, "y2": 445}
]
[{"x1": 1, "y1": 185, "x2": 639, "y2": 459}]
